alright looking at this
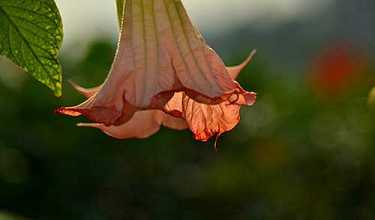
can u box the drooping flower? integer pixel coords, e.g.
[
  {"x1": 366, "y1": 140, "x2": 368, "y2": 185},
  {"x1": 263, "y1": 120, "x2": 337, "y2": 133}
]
[{"x1": 57, "y1": 0, "x2": 256, "y2": 141}]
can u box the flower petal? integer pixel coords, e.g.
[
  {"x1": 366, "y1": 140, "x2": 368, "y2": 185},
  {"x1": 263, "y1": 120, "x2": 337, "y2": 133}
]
[
  {"x1": 181, "y1": 92, "x2": 256, "y2": 142},
  {"x1": 77, "y1": 110, "x2": 163, "y2": 139},
  {"x1": 183, "y1": 96, "x2": 240, "y2": 141},
  {"x1": 163, "y1": 53, "x2": 257, "y2": 141},
  {"x1": 57, "y1": 0, "x2": 257, "y2": 143},
  {"x1": 78, "y1": 110, "x2": 186, "y2": 139},
  {"x1": 69, "y1": 80, "x2": 100, "y2": 98},
  {"x1": 64, "y1": 81, "x2": 188, "y2": 138},
  {"x1": 227, "y1": 50, "x2": 256, "y2": 79},
  {"x1": 57, "y1": 0, "x2": 255, "y2": 126}
]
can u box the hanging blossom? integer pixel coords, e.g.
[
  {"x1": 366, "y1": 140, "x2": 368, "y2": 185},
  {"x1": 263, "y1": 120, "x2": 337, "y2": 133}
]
[{"x1": 57, "y1": 0, "x2": 257, "y2": 142}]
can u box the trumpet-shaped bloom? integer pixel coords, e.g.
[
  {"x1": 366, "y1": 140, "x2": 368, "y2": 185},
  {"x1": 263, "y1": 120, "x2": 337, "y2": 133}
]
[{"x1": 57, "y1": 0, "x2": 256, "y2": 141}]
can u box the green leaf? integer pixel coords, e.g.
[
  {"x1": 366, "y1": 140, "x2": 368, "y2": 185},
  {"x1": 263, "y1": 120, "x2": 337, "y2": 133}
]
[{"x1": 0, "y1": 0, "x2": 63, "y2": 97}]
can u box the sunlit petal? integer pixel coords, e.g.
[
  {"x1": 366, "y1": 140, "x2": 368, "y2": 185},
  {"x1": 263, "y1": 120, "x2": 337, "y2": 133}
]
[{"x1": 57, "y1": 0, "x2": 256, "y2": 142}]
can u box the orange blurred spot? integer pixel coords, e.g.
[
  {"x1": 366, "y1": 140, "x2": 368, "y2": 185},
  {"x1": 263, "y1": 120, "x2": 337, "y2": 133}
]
[{"x1": 309, "y1": 43, "x2": 367, "y2": 98}]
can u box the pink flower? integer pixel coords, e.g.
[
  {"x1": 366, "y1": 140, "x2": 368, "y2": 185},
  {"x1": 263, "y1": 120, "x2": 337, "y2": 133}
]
[{"x1": 57, "y1": 0, "x2": 256, "y2": 142}]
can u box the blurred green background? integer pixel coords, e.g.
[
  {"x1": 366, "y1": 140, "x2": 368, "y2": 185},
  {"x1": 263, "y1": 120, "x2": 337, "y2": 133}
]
[{"x1": 1, "y1": 0, "x2": 375, "y2": 219}]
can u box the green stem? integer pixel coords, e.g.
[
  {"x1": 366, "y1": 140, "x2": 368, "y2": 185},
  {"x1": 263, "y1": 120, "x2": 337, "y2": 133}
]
[{"x1": 116, "y1": 0, "x2": 125, "y2": 28}]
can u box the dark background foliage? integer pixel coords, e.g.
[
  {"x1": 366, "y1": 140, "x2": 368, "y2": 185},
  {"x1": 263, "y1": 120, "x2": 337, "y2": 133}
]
[{"x1": 1, "y1": 0, "x2": 375, "y2": 219}]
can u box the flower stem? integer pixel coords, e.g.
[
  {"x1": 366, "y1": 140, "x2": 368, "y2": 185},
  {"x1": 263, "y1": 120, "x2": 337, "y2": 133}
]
[{"x1": 116, "y1": 0, "x2": 125, "y2": 28}]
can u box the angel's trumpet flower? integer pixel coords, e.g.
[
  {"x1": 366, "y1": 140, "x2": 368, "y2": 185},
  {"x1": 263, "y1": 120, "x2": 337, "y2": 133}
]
[{"x1": 57, "y1": 0, "x2": 256, "y2": 141}]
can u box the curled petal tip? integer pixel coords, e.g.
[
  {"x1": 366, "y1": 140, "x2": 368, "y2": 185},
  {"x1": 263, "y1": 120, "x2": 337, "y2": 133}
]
[
  {"x1": 68, "y1": 80, "x2": 100, "y2": 98},
  {"x1": 245, "y1": 92, "x2": 257, "y2": 106},
  {"x1": 244, "y1": 49, "x2": 257, "y2": 66},
  {"x1": 68, "y1": 80, "x2": 78, "y2": 87},
  {"x1": 251, "y1": 49, "x2": 257, "y2": 57},
  {"x1": 227, "y1": 49, "x2": 257, "y2": 79},
  {"x1": 77, "y1": 123, "x2": 102, "y2": 128},
  {"x1": 68, "y1": 80, "x2": 83, "y2": 93},
  {"x1": 55, "y1": 107, "x2": 83, "y2": 117}
]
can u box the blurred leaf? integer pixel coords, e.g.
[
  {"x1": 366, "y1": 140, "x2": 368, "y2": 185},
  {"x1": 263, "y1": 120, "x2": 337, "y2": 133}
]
[
  {"x1": 0, "y1": 212, "x2": 26, "y2": 220},
  {"x1": 368, "y1": 86, "x2": 375, "y2": 106},
  {"x1": 0, "y1": 0, "x2": 63, "y2": 96}
]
